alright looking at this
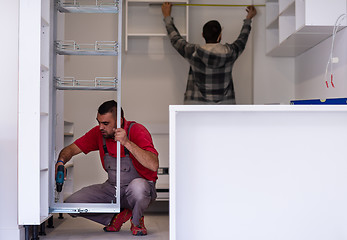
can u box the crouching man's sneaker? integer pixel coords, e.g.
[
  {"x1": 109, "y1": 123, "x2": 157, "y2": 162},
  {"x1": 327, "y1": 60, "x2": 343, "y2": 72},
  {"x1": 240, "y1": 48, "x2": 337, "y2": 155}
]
[
  {"x1": 103, "y1": 208, "x2": 132, "y2": 232},
  {"x1": 130, "y1": 216, "x2": 147, "y2": 236}
]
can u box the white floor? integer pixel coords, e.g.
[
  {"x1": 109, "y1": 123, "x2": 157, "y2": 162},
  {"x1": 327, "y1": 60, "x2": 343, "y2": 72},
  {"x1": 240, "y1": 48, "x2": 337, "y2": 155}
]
[{"x1": 41, "y1": 213, "x2": 169, "y2": 240}]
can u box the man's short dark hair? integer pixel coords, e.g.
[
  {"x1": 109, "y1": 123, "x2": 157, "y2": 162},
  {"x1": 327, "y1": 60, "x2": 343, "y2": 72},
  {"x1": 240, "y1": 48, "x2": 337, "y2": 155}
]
[
  {"x1": 98, "y1": 100, "x2": 124, "y2": 119},
  {"x1": 203, "y1": 20, "x2": 222, "y2": 43}
]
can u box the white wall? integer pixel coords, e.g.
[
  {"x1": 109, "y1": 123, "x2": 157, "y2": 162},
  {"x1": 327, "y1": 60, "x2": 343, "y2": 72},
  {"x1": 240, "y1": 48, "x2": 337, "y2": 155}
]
[
  {"x1": 0, "y1": 0, "x2": 24, "y2": 239},
  {"x1": 295, "y1": 27, "x2": 347, "y2": 100},
  {"x1": 253, "y1": 2, "x2": 295, "y2": 104}
]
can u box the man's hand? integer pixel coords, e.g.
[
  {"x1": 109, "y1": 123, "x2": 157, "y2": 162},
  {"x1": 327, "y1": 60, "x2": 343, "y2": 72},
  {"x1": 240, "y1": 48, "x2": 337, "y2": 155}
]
[
  {"x1": 246, "y1": 5, "x2": 257, "y2": 20},
  {"x1": 162, "y1": 2, "x2": 172, "y2": 18},
  {"x1": 55, "y1": 143, "x2": 82, "y2": 180},
  {"x1": 55, "y1": 161, "x2": 67, "y2": 181},
  {"x1": 114, "y1": 127, "x2": 158, "y2": 171},
  {"x1": 114, "y1": 128, "x2": 129, "y2": 146}
]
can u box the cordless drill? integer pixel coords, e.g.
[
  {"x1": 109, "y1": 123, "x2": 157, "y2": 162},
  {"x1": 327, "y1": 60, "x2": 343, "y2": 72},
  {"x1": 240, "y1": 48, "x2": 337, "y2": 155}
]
[{"x1": 56, "y1": 165, "x2": 65, "y2": 193}]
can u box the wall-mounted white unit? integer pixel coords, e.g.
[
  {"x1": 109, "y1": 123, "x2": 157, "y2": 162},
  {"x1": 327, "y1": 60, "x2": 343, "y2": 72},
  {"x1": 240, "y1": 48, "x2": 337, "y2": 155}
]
[
  {"x1": 125, "y1": 0, "x2": 189, "y2": 51},
  {"x1": 170, "y1": 105, "x2": 347, "y2": 240},
  {"x1": 266, "y1": 0, "x2": 347, "y2": 56}
]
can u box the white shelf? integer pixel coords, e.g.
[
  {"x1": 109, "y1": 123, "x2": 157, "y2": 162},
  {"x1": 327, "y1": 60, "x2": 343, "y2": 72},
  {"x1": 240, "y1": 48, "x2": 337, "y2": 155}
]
[
  {"x1": 128, "y1": 33, "x2": 187, "y2": 37},
  {"x1": 55, "y1": 77, "x2": 118, "y2": 91},
  {"x1": 55, "y1": 40, "x2": 118, "y2": 56},
  {"x1": 64, "y1": 132, "x2": 74, "y2": 137},
  {"x1": 279, "y1": 0, "x2": 294, "y2": 16},
  {"x1": 125, "y1": 0, "x2": 189, "y2": 51},
  {"x1": 266, "y1": 2, "x2": 279, "y2": 28},
  {"x1": 278, "y1": 0, "x2": 294, "y2": 15},
  {"x1": 266, "y1": 0, "x2": 347, "y2": 57},
  {"x1": 64, "y1": 120, "x2": 74, "y2": 139},
  {"x1": 57, "y1": 0, "x2": 119, "y2": 13}
]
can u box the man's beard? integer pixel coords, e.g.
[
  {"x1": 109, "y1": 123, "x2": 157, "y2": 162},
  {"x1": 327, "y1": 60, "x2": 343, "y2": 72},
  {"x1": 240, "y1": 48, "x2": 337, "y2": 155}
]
[{"x1": 101, "y1": 131, "x2": 115, "y2": 139}]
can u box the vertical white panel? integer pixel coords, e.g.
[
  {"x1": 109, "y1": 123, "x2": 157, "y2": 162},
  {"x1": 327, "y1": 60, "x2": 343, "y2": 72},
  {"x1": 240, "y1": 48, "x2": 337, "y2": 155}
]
[
  {"x1": 18, "y1": 0, "x2": 41, "y2": 225},
  {"x1": 295, "y1": 0, "x2": 305, "y2": 30},
  {"x1": 169, "y1": 107, "x2": 177, "y2": 240},
  {"x1": 279, "y1": 0, "x2": 294, "y2": 14}
]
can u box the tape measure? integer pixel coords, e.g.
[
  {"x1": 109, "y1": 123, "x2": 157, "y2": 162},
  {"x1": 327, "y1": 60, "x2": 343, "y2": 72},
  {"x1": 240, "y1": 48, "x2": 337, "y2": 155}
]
[{"x1": 172, "y1": 3, "x2": 265, "y2": 7}]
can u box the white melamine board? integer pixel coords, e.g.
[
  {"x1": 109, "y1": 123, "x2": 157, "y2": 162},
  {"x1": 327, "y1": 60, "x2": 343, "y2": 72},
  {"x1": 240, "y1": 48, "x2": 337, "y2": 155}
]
[
  {"x1": 40, "y1": 170, "x2": 49, "y2": 219},
  {"x1": 18, "y1": 0, "x2": 41, "y2": 225},
  {"x1": 41, "y1": 23, "x2": 50, "y2": 68},
  {"x1": 266, "y1": 2, "x2": 279, "y2": 28},
  {"x1": 279, "y1": 15, "x2": 295, "y2": 43},
  {"x1": 0, "y1": 1, "x2": 23, "y2": 238},
  {"x1": 170, "y1": 105, "x2": 347, "y2": 240},
  {"x1": 40, "y1": 116, "x2": 49, "y2": 170},
  {"x1": 282, "y1": 32, "x2": 330, "y2": 47},
  {"x1": 266, "y1": 28, "x2": 279, "y2": 52},
  {"x1": 266, "y1": 0, "x2": 347, "y2": 56},
  {"x1": 41, "y1": 0, "x2": 50, "y2": 24},
  {"x1": 40, "y1": 69, "x2": 49, "y2": 114},
  {"x1": 295, "y1": 0, "x2": 304, "y2": 31},
  {"x1": 278, "y1": 0, "x2": 294, "y2": 14}
]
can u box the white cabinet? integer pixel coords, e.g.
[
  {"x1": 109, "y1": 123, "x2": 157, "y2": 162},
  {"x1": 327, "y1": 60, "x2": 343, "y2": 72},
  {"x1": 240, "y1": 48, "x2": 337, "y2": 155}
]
[
  {"x1": 18, "y1": 0, "x2": 52, "y2": 225},
  {"x1": 170, "y1": 105, "x2": 347, "y2": 240},
  {"x1": 125, "y1": 0, "x2": 189, "y2": 51},
  {"x1": 18, "y1": 0, "x2": 123, "y2": 227},
  {"x1": 266, "y1": 0, "x2": 347, "y2": 56}
]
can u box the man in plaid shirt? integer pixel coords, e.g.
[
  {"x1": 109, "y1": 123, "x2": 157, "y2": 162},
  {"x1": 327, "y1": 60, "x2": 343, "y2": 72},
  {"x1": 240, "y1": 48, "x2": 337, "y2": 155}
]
[{"x1": 162, "y1": 3, "x2": 257, "y2": 104}]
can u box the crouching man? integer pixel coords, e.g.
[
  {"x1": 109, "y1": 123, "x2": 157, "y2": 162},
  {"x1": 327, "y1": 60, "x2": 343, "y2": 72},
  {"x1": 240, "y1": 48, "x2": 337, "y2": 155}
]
[{"x1": 55, "y1": 100, "x2": 159, "y2": 236}]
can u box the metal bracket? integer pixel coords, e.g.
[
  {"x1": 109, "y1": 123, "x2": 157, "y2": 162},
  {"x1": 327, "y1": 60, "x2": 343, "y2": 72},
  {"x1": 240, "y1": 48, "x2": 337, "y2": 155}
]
[{"x1": 77, "y1": 208, "x2": 89, "y2": 213}]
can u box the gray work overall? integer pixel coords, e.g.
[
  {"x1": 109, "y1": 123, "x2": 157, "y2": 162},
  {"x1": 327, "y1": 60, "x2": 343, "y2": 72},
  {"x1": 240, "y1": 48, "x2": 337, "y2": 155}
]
[{"x1": 65, "y1": 123, "x2": 157, "y2": 226}]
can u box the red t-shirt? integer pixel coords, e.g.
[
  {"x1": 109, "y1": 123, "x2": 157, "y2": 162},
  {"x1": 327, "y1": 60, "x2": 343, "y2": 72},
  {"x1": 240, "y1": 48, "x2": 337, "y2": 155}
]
[{"x1": 74, "y1": 119, "x2": 158, "y2": 182}]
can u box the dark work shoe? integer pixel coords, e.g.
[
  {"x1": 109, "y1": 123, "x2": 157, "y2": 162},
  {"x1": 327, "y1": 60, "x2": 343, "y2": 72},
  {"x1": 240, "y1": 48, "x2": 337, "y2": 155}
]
[
  {"x1": 130, "y1": 216, "x2": 147, "y2": 236},
  {"x1": 103, "y1": 208, "x2": 132, "y2": 232}
]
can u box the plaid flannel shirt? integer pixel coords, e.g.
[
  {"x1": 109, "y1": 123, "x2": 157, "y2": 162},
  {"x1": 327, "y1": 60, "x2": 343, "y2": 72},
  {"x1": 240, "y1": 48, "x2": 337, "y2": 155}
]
[{"x1": 164, "y1": 16, "x2": 252, "y2": 103}]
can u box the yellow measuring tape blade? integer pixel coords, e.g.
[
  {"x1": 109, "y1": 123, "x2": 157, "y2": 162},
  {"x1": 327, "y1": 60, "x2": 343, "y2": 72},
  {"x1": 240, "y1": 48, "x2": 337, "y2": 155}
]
[{"x1": 172, "y1": 3, "x2": 265, "y2": 7}]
